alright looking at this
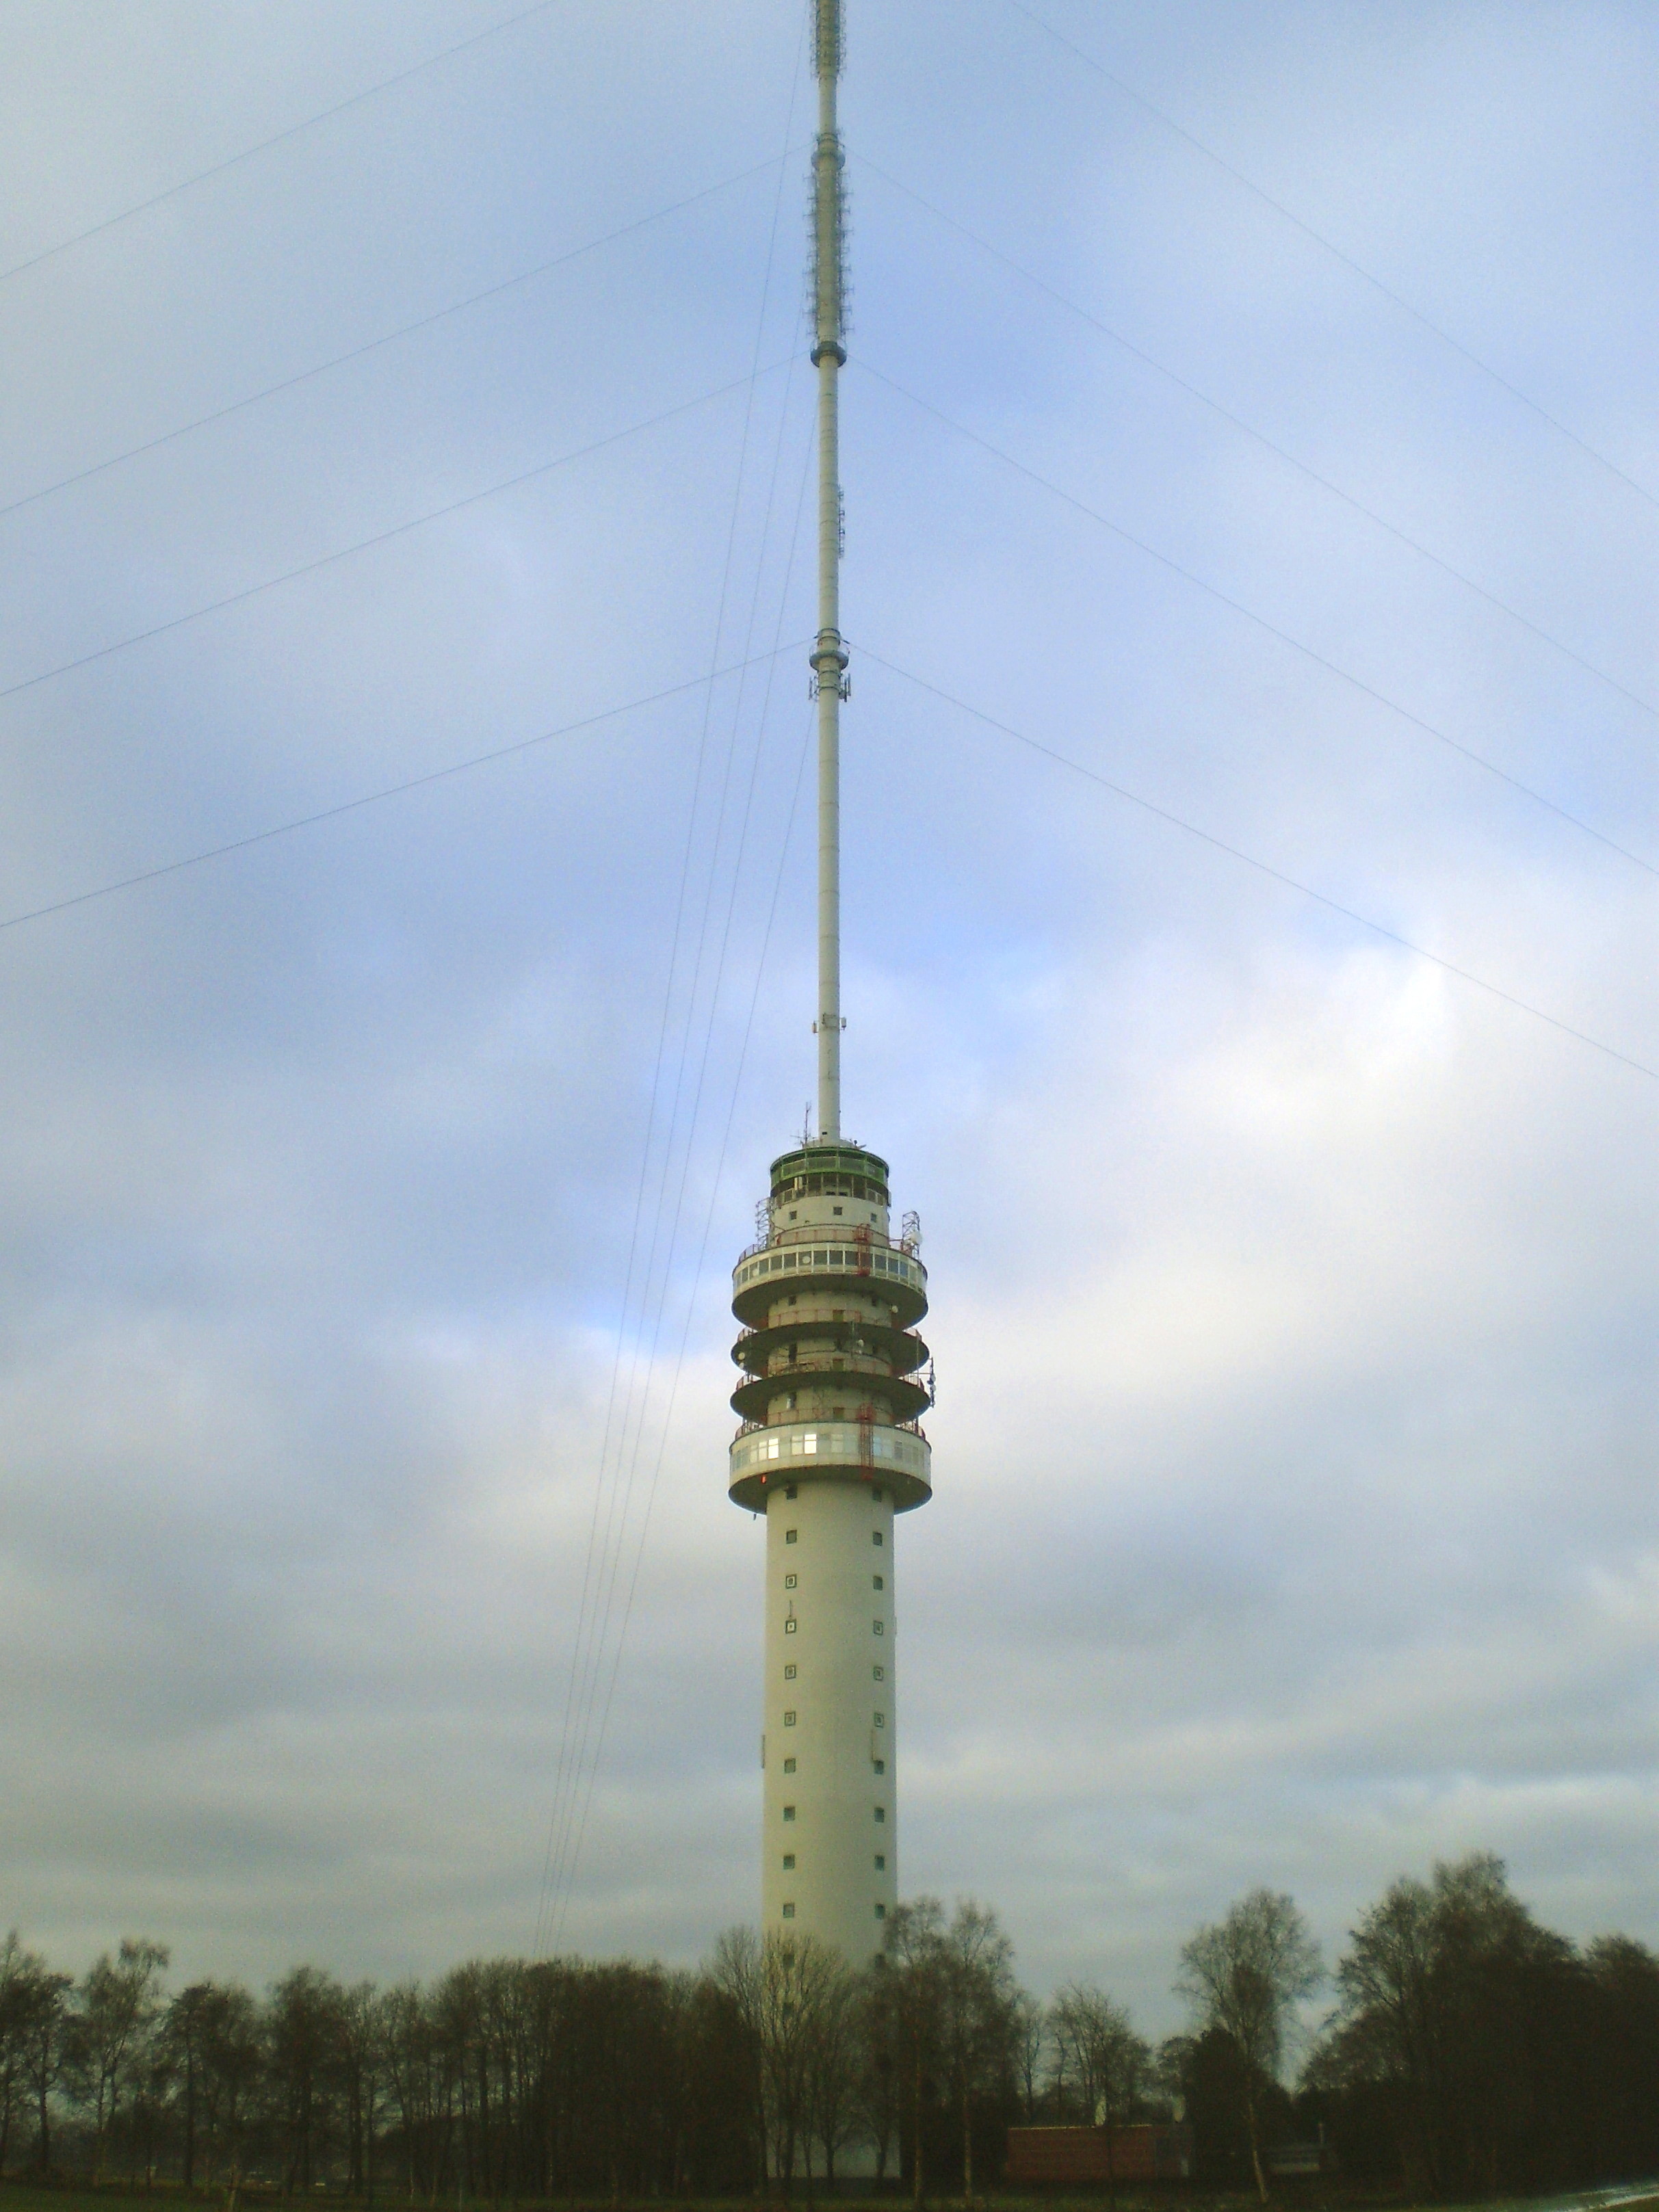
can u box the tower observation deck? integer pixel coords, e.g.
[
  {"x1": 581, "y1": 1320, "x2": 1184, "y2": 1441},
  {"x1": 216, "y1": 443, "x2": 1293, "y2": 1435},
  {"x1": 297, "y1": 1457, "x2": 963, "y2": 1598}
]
[{"x1": 726, "y1": 0, "x2": 932, "y2": 1969}]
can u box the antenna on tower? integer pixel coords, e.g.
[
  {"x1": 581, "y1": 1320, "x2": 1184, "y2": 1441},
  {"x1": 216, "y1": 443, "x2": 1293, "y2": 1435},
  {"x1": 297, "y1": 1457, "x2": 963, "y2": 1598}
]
[{"x1": 808, "y1": 0, "x2": 849, "y2": 1144}]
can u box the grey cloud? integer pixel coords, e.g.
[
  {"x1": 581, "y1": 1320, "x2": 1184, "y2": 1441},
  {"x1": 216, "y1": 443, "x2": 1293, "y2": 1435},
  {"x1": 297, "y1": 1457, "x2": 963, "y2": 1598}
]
[{"x1": 0, "y1": 0, "x2": 1652, "y2": 2043}]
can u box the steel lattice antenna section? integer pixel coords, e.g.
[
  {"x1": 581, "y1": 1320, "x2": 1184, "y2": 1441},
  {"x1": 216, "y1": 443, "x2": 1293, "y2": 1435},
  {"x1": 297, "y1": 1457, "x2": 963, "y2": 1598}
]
[{"x1": 809, "y1": 0, "x2": 849, "y2": 1142}]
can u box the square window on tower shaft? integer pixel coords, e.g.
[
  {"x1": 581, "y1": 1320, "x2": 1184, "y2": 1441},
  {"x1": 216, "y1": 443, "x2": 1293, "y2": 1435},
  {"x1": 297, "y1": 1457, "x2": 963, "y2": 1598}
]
[
  {"x1": 872, "y1": 1531, "x2": 883, "y2": 1546},
  {"x1": 783, "y1": 1854, "x2": 795, "y2": 1870},
  {"x1": 785, "y1": 1527, "x2": 798, "y2": 1543},
  {"x1": 874, "y1": 1854, "x2": 886, "y2": 1870},
  {"x1": 783, "y1": 1756, "x2": 796, "y2": 1773},
  {"x1": 784, "y1": 1663, "x2": 796, "y2": 1679},
  {"x1": 874, "y1": 1806, "x2": 886, "y2": 1823},
  {"x1": 782, "y1": 1903, "x2": 796, "y2": 1919},
  {"x1": 784, "y1": 1573, "x2": 798, "y2": 1589},
  {"x1": 873, "y1": 1575, "x2": 884, "y2": 1589},
  {"x1": 872, "y1": 1758, "x2": 885, "y2": 1774},
  {"x1": 783, "y1": 1806, "x2": 796, "y2": 1822},
  {"x1": 785, "y1": 1618, "x2": 798, "y2": 1635},
  {"x1": 783, "y1": 1711, "x2": 796, "y2": 1726}
]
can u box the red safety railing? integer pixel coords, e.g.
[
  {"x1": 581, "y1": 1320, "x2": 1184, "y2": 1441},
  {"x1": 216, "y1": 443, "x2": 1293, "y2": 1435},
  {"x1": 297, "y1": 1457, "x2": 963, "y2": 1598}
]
[{"x1": 736, "y1": 1222, "x2": 923, "y2": 1267}]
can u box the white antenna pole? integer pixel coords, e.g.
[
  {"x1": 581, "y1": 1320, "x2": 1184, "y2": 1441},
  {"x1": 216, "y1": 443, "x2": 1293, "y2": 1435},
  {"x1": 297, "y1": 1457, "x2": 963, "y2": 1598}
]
[{"x1": 809, "y1": 0, "x2": 848, "y2": 1142}]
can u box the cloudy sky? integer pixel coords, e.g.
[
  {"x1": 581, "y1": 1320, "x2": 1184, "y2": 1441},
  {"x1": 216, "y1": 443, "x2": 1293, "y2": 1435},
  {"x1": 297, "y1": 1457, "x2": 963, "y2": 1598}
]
[{"x1": 1, "y1": 0, "x2": 1654, "y2": 2036}]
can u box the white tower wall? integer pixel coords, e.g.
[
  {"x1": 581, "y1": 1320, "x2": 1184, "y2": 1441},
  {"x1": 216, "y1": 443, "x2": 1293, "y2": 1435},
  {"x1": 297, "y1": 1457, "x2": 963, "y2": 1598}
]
[{"x1": 762, "y1": 1479, "x2": 896, "y2": 1963}]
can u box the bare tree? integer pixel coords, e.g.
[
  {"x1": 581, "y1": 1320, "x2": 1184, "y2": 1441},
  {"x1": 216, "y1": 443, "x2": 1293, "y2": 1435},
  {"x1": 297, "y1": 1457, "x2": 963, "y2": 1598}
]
[
  {"x1": 938, "y1": 1901, "x2": 1017, "y2": 2207},
  {"x1": 881, "y1": 1898, "x2": 947, "y2": 2207},
  {"x1": 2, "y1": 1874, "x2": 1656, "y2": 2199},
  {"x1": 1152, "y1": 2033, "x2": 1192, "y2": 2120},
  {"x1": 801, "y1": 1956, "x2": 863, "y2": 2187},
  {"x1": 203, "y1": 1982, "x2": 261, "y2": 2192},
  {"x1": 0, "y1": 1932, "x2": 31, "y2": 2173},
  {"x1": 1316, "y1": 1852, "x2": 1588, "y2": 2198},
  {"x1": 857, "y1": 1959, "x2": 902, "y2": 2181},
  {"x1": 1010, "y1": 1993, "x2": 1047, "y2": 2122},
  {"x1": 66, "y1": 1936, "x2": 170, "y2": 2180},
  {"x1": 266, "y1": 1965, "x2": 345, "y2": 2192},
  {"x1": 1176, "y1": 1891, "x2": 1321, "y2": 2202},
  {"x1": 710, "y1": 1928, "x2": 768, "y2": 2192},
  {"x1": 161, "y1": 1984, "x2": 213, "y2": 2187},
  {"x1": 160, "y1": 1980, "x2": 257, "y2": 2188},
  {"x1": 339, "y1": 1980, "x2": 382, "y2": 2200},
  {"x1": 711, "y1": 1927, "x2": 853, "y2": 2194},
  {"x1": 766, "y1": 1934, "x2": 850, "y2": 2193},
  {"x1": 14, "y1": 1949, "x2": 71, "y2": 2175},
  {"x1": 1049, "y1": 1985, "x2": 1149, "y2": 2212}
]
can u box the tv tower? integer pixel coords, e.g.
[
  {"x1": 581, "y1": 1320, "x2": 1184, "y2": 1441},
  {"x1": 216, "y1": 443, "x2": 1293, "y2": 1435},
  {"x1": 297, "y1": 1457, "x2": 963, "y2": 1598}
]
[{"x1": 727, "y1": 0, "x2": 932, "y2": 1966}]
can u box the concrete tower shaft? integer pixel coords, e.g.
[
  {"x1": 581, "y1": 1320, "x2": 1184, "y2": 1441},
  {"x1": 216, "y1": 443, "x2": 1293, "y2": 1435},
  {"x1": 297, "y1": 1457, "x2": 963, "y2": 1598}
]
[{"x1": 730, "y1": 1142, "x2": 930, "y2": 1963}]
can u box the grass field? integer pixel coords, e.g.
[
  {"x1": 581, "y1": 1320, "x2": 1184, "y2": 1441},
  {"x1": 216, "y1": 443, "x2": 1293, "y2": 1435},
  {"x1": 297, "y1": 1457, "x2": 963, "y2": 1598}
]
[{"x1": 2, "y1": 2187, "x2": 1654, "y2": 2212}]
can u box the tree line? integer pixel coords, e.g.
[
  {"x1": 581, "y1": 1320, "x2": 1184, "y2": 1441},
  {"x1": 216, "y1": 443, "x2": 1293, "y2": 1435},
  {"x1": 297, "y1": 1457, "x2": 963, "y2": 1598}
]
[{"x1": 2, "y1": 1853, "x2": 1655, "y2": 2200}]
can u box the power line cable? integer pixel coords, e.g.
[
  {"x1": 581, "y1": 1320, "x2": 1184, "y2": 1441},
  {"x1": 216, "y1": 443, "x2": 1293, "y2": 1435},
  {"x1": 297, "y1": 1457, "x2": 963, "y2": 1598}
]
[
  {"x1": 534, "y1": 48, "x2": 811, "y2": 1944},
  {"x1": 552, "y1": 415, "x2": 818, "y2": 1943},
  {"x1": 530, "y1": 594, "x2": 752, "y2": 1942},
  {"x1": 0, "y1": 362, "x2": 792, "y2": 709},
  {"x1": 853, "y1": 152, "x2": 1658, "y2": 726},
  {"x1": 530, "y1": 590, "x2": 750, "y2": 1946},
  {"x1": 532, "y1": 369, "x2": 792, "y2": 1947},
  {"x1": 543, "y1": 497, "x2": 790, "y2": 1941},
  {"x1": 1003, "y1": 0, "x2": 1659, "y2": 514},
  {"x1": 547, "y1": 308, "x2": 818, "y2": 1953},
  {"x1": 859, "y1": 643, "x2": 1656, "y2": 1083},
  {"x1": 0, "y1": 155, "x2": 795, "y2": 523},
  {"x1": 553, "y1": 698, "x2": 816, "y2": 1950},
  {"x1": 0, "y1": 644, "x2": 808, "y2": 938},
  {"x1": 541, "y1": 200, "x2": 816, "y2": 1956},
  {"x1": 534, "y1": 424, "x2": 775, "y2": 1949},
  {"x1": 0, "y1": 0, "x2": 567, "y2": 286},
  {"x1": 852, "y1": 358, "x2": 1657, "y2": 880}
]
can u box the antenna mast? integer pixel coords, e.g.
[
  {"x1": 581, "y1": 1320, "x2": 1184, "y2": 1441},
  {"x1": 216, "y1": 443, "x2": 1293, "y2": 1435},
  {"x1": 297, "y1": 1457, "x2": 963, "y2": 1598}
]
[{"x1": 809, "y1": 0, "x2": 848, "y2": 1142}]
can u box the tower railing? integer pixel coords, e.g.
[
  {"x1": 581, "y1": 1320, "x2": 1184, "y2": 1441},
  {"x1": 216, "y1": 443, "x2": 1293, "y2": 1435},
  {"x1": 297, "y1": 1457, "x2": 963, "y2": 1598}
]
[
  {"x1": 732, "y1": 1320, "x2": 929, "y2": 1356},
  {"x1": 736, "y1": 1220, "x2": 923, "y2": 1265},
  {"x1": 735, "y1": 1354, "x2": 925, "y2": 1394}
]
